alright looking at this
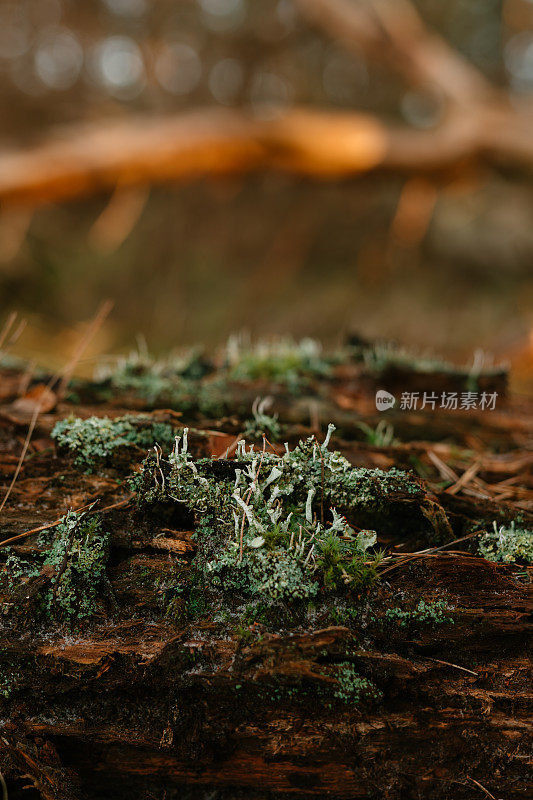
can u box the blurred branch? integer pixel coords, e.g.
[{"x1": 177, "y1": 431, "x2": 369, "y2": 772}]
[
  {"x1": 0, "y1": 104, "x2": 532, "y2": 208},
  {"x1": 293, "y1": 0, "x2": 495, "y2": 105},
  {"x1": 0, "y1": 0, "x2": 531, "y2": 208}
]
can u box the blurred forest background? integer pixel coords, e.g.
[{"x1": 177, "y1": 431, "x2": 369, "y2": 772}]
[{"x1": 0, "y1": 0, "x2": 532, "y2": 391}]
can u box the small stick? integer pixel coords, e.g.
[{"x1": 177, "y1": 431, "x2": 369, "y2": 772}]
[
  {"x1": 218, "y1": 434, "x2": 242, "y2": 460},
  {"x1": 425, "y1": 657, "x2": 478, "y2": 676},
  {"x1": 0, "y1": 496, "x2": 133, "y2": 550},
  {"x1": 466, "y1": 776, "x2": 497, "y2": 800},
  {"x1": 0, "y1": 405, "x2": 39, "y2": 514},
  {"x1": 379, "y1": 531, "x2": 481, "y2": 575}
]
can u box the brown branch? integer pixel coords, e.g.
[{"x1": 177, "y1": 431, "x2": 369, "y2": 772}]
[
  {"x1": 0, "y1": 1, "x2": 530, "y2": 210},
  {"x1": 293, "y1": 0, "x2": 494, "y2": 105},
  {"x1": 1, "y1": 104, "x2": 532, "y2": 210}
]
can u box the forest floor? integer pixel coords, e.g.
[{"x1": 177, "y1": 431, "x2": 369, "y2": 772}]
[{"x1": 0, "y1": 337, "x2": 531, "y2": 800}]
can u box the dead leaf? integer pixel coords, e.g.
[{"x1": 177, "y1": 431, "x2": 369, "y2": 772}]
[{"x1": 11, "y1": 384, "x2": 57, "y2": 415}]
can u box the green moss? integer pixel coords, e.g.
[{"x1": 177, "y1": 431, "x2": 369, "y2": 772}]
[
  {"x1": 4, "y1": 510, "x2": 111, "y2": 624},
  {"x1": 225, "y1": 335, "x2": 335, "y2": 387},
  {"x1": 384, "y1": 599, "x2": 454, "y2": 626},
  {"x1": 42, "y1": 511, "x2": 111, "y2": 621},
  {"x1": 52, "y1": 414, "x2": 176, "y2": 471},
  {"x1": 93, "y1": 347, "x2": 227, "y2": 416},
  {"x1": 332, "y1": 662, "x2": 382, "y2": 704},
  {"x1": 134, "y1": 425, "x2": 438, "y2": 608},
  {"x1": 328, "y1": 604, "x2": 361, "y2": 626},
  {"x1": 241, "y1": 663, "x2": 381, "y2": 709},
  {"x1": 0, "y1": 664, "x2": 23, "y2": 699},
  {"x1": 478, "y1": 521, "x2": 533, "y2": 564},
  {"x1": 355, "y1": 341, "x2": 504, "y2": 379}
]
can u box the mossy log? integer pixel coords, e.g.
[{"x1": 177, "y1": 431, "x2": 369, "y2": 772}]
[
  {"x1": 0, "y1": 363, "x2": 531, "y2": 800},
  {"x1": 0, "y1": 551, "x2": 531, "y2": 799}
]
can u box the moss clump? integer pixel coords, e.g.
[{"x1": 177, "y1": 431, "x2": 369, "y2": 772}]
[
  {"x1": 132, "y1": 424, "x2": 450, "y2": 607},
  {"x1": 96, "y1": 345, "x2": 213, "y2": 385},
  {"x1": 332, "y1": 663, "x2": 382, "y2": 704},
  {"x1": 4, "y1": 510, "x2": 111, "y2": 624},
  {"x1": 354, "y1": 341, "x2": 504, "y2": 380},
  {"x1": 384, "y1": 599, "x2": 454, "y2": 626},
  {"x1": 52, "y1": 414, "x2": 176, "y2": 470},
  {"x1": 478, "y1": 521, "x2": 533, "y2": 564},
  {"x1": 225, "y1": 335, "x2": 335, "y2": 387},
  {"x1": 42, "y1": 511, "x2": 111, "y2": 621},
  {"x1": 93, "y1": 347, "x2": 226, "y2": 416}
]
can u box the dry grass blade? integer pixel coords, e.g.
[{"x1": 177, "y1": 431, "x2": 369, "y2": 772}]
[
  {"x1": 0, "y1": 404, "x2": 39, "y2": 515},
  {"x1": 428, "y1": 449, "x2": 459, "y2": 483},
  {"x1": 0, "y1": 311, "x2": 17, "y2": 351},
  {"x1": 446, "y1": 460, "x2": 481, "y2": 495},
  {"x1": 379, "y1": 531, "x2": 481, "y2": 575},
  {"x1": 425, "y1": 657, "x2": 478, "y2": 676},
  {"x1": 0, "y1": 311, "x2": 26, "y2": 357},
  {"x1": 466, "y1": 776, "x2": 498, "y2": 800},
  {"x1": 56, "y1": 300, "x2": 114, "y2": 398},
  {"x1": 0, "y1": 303, "x2": 114, "y2": 518}
]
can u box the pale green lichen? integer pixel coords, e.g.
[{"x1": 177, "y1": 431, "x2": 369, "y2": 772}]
[
  {"x1": 242, "y1": 397, "x2": 281, "y2": 441},
  {"x1": 94, "y1": 346, "x2": 226, "y2": 416},
  {"x1": 52, "y1": 414, "x2": 176, "y2": 470},
  {"x1": 384, "y1": 599, "x2": 454, "y2": 626},
  {"x1": 225, "y1": 335, "x2": 334, "y2": 386},
  {"x1": 3, "y1": 510, "x2": 111, "y2": 623},
  {"x1": 41, "y1": 510, "x2": 111, "y2": 621},
  {"x1": 478, "y1": 521, "x2": 533, "y2": 564},
  {"x1": 356, "y1": 341, "x2": 504, "y2": 380},
  {"x1": 332, "y1": 663, "x2": 382, "y2": 704},
  {"x1": 132, "y1": 424, "x2": 449, "y2": 605}
]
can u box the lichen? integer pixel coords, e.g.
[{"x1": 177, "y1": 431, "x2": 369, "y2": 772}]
[
  {"x1": 52, "y1": 414, "x2": 176, "y2": 471},
  {"x1": 332, "y1": 663, "x2": 382, "y2": 704},
  {"x1": 354, "y1": 341, "x2": 504, "y2": 380},
  {"x1": 478, "y1": 521, "x2": 533, "y2": 564},
  {"x1": 384, "y1": 599, "x2": 454, "y2": 626},
  {"x1": 131, "y1": 423, "x2": 451, "y2": 608},
  {"x1": 4, "y1": 510, "x2": 111, "y2": 624},
  {"x1": 242, "y1": 397, "x2": 281, "y2": 441},
  {"x1": 93, "y1": 346, "x2": 226, "y2": 416},
  {"x1": 225, "y1": 335, "x2": 335, "y2": 387}
]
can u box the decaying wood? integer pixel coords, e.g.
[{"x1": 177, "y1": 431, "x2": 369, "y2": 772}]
[{"x1": 0, "y1": 356, "x2": 531, "y2": 799}]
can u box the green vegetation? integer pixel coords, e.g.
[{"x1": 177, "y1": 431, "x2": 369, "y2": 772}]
[
  {"x1": 243, "y1": 396, "x2": 281, "y2": 441},
  {"x1": 52, "y1": 413, "x2": 176, "y2": 470},
  {"x1": 478, "y1": 521, "x2": 533, "y2": 564},
  {"x1": 41, "y1": 511, "x2": 110, "y2": 620},
  {"x1": 132, "y1": 423, "x2": 446, "y2": 609},
  {"x1": 225, "y1": 335, "x2": 335, "y2": 386},
  {"x1": 0, "y1": 664, "x2": 22, "y2": 699},
  {"x1": 332, "y1": 663, "x2": 382, "y2": 704},
  {"x1": 94, "y1": 346, "x2": 226, "y2": 416},
  {"x1": 355, "y1": 341, "x2": 503, "y2": 382},
  {"x1": 96, "y1": 344, "x2": 212, "y2": 385},
  {"x1": 384, "y1": 599, "x2": 454, "y2": 626},
  {"x1": 356, "y1": 420, "x2": 398, "y2": 447},
  {"x1": 4, "y1": 510, "x2": 111, "y2": 623}
]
